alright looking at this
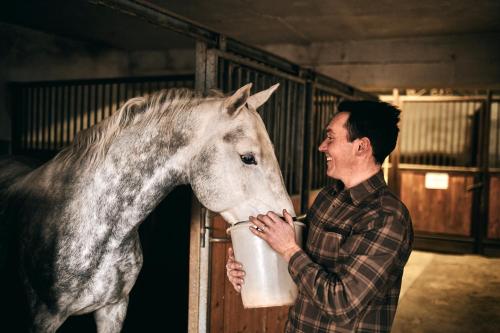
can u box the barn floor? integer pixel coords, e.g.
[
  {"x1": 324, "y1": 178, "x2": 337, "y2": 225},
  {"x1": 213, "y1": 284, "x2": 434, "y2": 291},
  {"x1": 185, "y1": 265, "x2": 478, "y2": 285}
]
[{"x1": 392, "y1": 250, "x2": 500, "y2": 333}]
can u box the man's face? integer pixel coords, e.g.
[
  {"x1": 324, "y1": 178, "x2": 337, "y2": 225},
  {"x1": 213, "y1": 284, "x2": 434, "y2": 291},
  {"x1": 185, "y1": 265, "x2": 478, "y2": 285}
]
[{"x1": 318, "y1": 112, "x2": 357, "y2": 181}]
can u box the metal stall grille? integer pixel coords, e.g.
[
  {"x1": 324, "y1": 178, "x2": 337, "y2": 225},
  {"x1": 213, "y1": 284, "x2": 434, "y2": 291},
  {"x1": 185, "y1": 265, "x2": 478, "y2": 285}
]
[
  {"x1": 10, "y1": 75, "x2": 194, "y2": 158},
  {"x1": 383, "y1": 92, "x2": 500, "y2": 255},
  {"x1": 490, "y1": 101, "x2": 500, "y2": 168},
  {"x1": 310, "y1": 89, "x2": 338, "y2": 189},
  {"x1": 216, "y1": 54, "x2": 306, "y2": 196},
  {"x1": 8, "y1": 74, "x2": 195, "y2": 332},
  {"x1": 206, "y1": 48, "x2": 377, "y2": 333},
  {"x1": 399, "y1": 100, "x2": 484, "y2": 167}
]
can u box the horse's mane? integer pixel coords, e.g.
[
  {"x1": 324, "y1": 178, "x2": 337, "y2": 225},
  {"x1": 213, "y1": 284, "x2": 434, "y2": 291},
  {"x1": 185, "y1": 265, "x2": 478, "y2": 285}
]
[{"x1": 54, "y1": 88, "x2": 224, "y2": 168}]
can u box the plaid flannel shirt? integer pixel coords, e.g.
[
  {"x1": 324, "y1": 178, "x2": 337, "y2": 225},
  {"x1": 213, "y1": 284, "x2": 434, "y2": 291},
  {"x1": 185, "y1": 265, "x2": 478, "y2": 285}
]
[{"x1": 286, "y1": 171, "x2": 413, "y2": 333}]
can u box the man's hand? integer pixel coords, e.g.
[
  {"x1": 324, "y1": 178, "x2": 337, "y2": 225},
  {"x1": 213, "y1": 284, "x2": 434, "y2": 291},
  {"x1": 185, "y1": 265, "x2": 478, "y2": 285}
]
[
  {"x1": 226, "y1": 247, "x2": 245, "y2": 292},
  {"x1": 249, "y1": 209, "x2": 301, "y2": 262}
]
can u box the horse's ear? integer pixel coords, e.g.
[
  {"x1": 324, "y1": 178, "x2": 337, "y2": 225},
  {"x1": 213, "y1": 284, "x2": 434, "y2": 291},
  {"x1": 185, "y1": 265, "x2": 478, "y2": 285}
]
[
  {"x1": 224, "y1": 83, "x2": 252, "y2": 116},
  {"x1": 247, "y1": 83, "x2": 280, "y2": 110}
]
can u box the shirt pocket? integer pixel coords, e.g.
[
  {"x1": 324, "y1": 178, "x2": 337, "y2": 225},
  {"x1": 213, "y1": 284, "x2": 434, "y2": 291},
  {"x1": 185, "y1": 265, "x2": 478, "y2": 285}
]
[{"x1": 314, "y1": 225, "x2": 351, "y2": 266}]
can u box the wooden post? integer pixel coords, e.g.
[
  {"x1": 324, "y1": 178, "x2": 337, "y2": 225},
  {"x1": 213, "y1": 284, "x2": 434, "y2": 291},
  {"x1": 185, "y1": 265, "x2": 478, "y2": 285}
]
[
  {"x1": 388, "y1": 88, "x2": 402, "y2": 196},
  {"x1": 189, "y1": 40, "x2": 217, "y2": 333}
]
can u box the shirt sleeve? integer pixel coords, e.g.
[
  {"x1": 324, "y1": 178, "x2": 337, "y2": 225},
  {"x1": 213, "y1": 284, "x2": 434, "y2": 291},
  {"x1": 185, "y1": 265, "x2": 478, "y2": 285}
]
[{"x1": 288, "y1": 213, "x2": 409, "y2": 323}]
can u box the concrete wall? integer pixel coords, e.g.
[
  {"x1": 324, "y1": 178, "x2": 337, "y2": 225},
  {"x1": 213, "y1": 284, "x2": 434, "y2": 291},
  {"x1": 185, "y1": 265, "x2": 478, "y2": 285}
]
[
  {"x1": 261, "y1": 33, "x2": 500, "y2": 91},
  {"x1": 0, "y1": 22, "x2": 195, "y2": 153}
]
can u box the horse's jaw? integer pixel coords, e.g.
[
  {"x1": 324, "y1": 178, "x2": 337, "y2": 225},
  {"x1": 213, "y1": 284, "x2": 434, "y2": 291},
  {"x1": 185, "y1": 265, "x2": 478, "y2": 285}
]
[{"x1": 218, "y1": 196, "x2": 296, "y2": 225}]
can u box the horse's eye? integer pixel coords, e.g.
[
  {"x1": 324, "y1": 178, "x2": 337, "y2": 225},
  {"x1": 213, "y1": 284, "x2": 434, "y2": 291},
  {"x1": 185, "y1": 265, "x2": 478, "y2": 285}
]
[{"x1": 240, "y1": 153, "x2": 257, "y2": 165}]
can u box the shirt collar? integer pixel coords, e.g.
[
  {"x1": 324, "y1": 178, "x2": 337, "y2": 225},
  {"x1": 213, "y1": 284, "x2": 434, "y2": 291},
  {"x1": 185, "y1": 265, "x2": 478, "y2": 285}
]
[{"x1": 348, "y1": 170, "x2": 387, "y2": 206}]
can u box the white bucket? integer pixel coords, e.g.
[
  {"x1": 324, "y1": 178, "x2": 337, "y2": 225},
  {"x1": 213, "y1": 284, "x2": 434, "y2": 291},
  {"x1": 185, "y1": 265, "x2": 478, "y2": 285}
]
[{"x1": 227, "y1": 221, "x2": 305, "y2": 308}]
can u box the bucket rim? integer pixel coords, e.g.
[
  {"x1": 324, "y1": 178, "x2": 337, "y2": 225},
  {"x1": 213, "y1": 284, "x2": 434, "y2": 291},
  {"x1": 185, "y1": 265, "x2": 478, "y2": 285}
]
[
  {"x1": 230, "y1": 214, "x2": 306, "y2": 227},
  {"x1": 227, "y1": 219, "x2": 306, "y2": 235}
]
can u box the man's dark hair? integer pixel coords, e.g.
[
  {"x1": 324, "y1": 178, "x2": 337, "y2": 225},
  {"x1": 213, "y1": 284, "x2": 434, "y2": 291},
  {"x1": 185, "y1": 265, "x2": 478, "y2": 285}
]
[{"x1": 338, "y1": 100, "x2": 401, "y2": 165}]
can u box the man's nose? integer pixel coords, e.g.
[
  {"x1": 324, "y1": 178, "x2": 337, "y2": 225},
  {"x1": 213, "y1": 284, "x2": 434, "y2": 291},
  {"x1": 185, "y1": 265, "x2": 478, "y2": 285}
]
[{"x1": 318, "y1": 139, "x2": 327, "y2": 152}]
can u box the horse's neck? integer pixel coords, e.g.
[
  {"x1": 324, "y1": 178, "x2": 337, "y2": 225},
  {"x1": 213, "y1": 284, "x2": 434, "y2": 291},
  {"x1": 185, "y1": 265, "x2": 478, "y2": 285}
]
[{"x1": 77, "y1": 127, "x2": 192, "y2": 237}]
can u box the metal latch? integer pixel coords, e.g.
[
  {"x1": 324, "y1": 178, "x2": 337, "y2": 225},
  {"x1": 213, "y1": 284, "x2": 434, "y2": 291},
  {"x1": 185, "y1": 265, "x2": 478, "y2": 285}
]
[{"x1": 466, "y1": 182, "x2": 483, "y2": 191}]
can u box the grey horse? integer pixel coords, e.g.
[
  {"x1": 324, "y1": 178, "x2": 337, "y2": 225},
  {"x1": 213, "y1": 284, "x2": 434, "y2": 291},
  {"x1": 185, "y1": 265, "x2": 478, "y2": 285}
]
[{"x1": 0, "y1": 83, "x2": 295, "y2": 332}]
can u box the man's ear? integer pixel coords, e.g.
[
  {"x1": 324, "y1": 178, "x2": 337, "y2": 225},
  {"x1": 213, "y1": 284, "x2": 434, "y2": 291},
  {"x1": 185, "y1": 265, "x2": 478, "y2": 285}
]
[
  {"x1": 224, "y1": 83, "x2": 252, "y2": 116},
  {"x1": 247, "y1": 83, "x2": 279, "y2": 110},
  {"x1": 356, "y1": 137, "x2": 371, "y2": 155}
]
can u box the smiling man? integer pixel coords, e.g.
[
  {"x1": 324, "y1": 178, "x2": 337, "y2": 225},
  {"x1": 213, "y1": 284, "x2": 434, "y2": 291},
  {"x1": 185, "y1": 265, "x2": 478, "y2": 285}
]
[{"x1": 226, "y1": 100, "x2": 414, "y2": 333}]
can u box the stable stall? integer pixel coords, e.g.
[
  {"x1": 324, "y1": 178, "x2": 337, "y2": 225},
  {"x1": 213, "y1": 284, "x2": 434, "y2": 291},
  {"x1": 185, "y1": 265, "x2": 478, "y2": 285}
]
[
  {"x1": 1, "y1": 1, "x2": 376, "y2": 332},
  {"x1": 382, "y1": 91, "x2": 500, "y2": 256}
]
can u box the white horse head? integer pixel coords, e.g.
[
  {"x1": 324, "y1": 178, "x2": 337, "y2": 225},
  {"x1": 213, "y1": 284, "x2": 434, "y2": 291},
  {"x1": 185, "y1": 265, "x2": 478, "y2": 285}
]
[{"x1": 188, "y1": 83, "x2": 295, "y2": 223}]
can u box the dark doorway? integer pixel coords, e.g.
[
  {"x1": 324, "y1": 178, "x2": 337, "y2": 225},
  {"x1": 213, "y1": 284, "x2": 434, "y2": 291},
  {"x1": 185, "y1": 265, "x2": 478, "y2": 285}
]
[{"x1": 58, "y1": 185, "x2": 192, "y2": 332}]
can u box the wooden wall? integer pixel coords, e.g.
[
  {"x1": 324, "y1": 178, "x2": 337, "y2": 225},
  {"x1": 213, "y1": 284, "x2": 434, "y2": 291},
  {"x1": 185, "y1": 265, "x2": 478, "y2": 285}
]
[
  {"x1": 209, "y1": 195, "x2": 302, "y2": 333},
  {"x1": 400, "y1": 170, "x2": 473, "y2": 236},
  {"x1": 488, "y1": 175, "x2": 500, "y2": 239}
]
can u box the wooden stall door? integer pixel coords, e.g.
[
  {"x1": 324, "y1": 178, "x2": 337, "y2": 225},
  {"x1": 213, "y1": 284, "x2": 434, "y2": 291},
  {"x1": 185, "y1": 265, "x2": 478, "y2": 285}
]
[
  {"x1": 400, "y1": 171, "x2": 474, "y2": 236},
  {"x1": 488, "y1": 175, "x2": 500, "y2": 239},
  {"x1": 209, "y1": 196, "x2": 301, "y2": 333}
]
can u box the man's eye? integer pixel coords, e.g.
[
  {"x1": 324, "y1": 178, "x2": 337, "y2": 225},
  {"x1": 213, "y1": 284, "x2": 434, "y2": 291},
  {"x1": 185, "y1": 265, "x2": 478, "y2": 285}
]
[{"x1": 240, "y1": 153, "x2": 257, "y2": 165}]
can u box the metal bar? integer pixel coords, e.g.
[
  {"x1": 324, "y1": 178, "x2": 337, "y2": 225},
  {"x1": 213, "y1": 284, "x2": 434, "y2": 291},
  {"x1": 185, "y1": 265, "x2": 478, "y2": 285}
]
[
  {"x1": 430, "y1": 102, "x2": 437, "y2": 165},
  {"x1": 90, "y1": 0, "x2": 218, "y2": 45},
  {"x1": 450, "y1": 102, "x2": 458, "y2": 166},
  {"x1": 291, "y1": 82, "x2": 299, "y2": 194},
  {"x1": 14, "y1": 86, "x2": 22, "y2": 151},
  {"x1": 226, "y1": 38, "x2": 301, "y2": 76},
  {"x1": 27, "y1": 88, "x2": 33, "y2": 150},
  {"x1": 410, "y1": 102, "x2": 418, "y2": 165},
  {"x1": 49, "y1": 87, "x2": 55, "y2": 150},
  {"x1": 273, "y1": 77, "x2": 281, "y2": 171},
  {"x1": 8, "y1": 84, "x2": 19, "y2": 154},
  {"x1": 213, "y1": 50, "x2": 306, "y2": 85},
  {"x1": 209, "y1": 237, "x2": 231, "y2": 243},
  {"x1": 458, "y1": 102, "x2": 466, "y2": 166},
  {"x1": 75, "y1": 85, "x2": 81, "y2": 139},
  {"x1": 315, "y1": 77, "x2": 376, "y2": 101},
  {"x1": 388, "y1": 88, "x2": 401, "y2": 195},
  {"x1": 283, "y1": 80, "x2": 291, "y2": 192},
  {"x1": 495, "y1": 102, "x2": 500, "y2": 168},
  {"x1": 33, "y1": 87, "x2": 39, "y2": 150},
  {"x1": 298, "y1": 83, "x2": 306, "y2": 197},
  {"x1": 477, "y1": 92, "x2": 492, "y2": 250},
  {"x1": 466, "y1": 102, "x2": 474, "y2": 166},
  {"x1": 41, "y1": 87, "x2": 47, "y2": 150},
  {"x1": 397, "y1": 96, "x2": 487, "y2": 102},
  {"x1": 301, "y1": 81, "x2": 314, "y2": 212},
  {"x1": 116, "y1": 83, "x2": 121, "y2": 116},
  {"x1": 189, "y1": 41, "x2": 207, "y2": 333},
  {"x1": 226, "y1": 61, "x2": 232, "y2": 92},
  {"x1": 36, "y1": 87, "x2": 42, "y2": 150},
  {"x1": 415, "y1": 103, "x2": 422, "y2": 165},
  {"x1": 423, "y1": 102, "x2": 430, "y2": 165},
  {"x1": 101, "y1": 84, "x2": 107, "y2": 121},
  {"x1": 9, "y1": 74, "x2": 194, "y2": 89},
  {"x1": 17, "y1": 86, "x2": 25, "y2": 152},
  {"x1": 56, "y1": 86, "x2": 62, "y2": 149},
  {"x1": 95, "y1": 84, "x2": 99, "y2": 124},
  {"x1": 437, "y1": 102, "x2": 444, "y2": 166},
  {"x1": 446, "y1": 102, "x2": 453, "y2": 165},
  {"x1": 61, "y1": 86, "x2": 68, "y2": 146},
  {"x1": 398, "y1": 163, "x2": 481, "y2": 173}
]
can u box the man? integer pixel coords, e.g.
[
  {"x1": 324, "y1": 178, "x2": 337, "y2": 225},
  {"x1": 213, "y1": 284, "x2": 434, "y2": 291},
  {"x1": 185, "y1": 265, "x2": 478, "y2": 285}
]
[{"x1": 226, "y1": 100, "x2": 413, "y2": 332}]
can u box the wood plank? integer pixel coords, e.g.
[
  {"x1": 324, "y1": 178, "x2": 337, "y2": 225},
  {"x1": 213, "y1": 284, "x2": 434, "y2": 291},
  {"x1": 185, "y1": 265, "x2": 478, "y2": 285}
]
[
  {"x1": 209, "y1": 215, "x2": 229, "y2": 333},
  {"x1": 488, "y1": 176, "x2": 500, "y2": 239},
  {"x1": 400, "y1": 171, "x2": 473, "y2": 236}
]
